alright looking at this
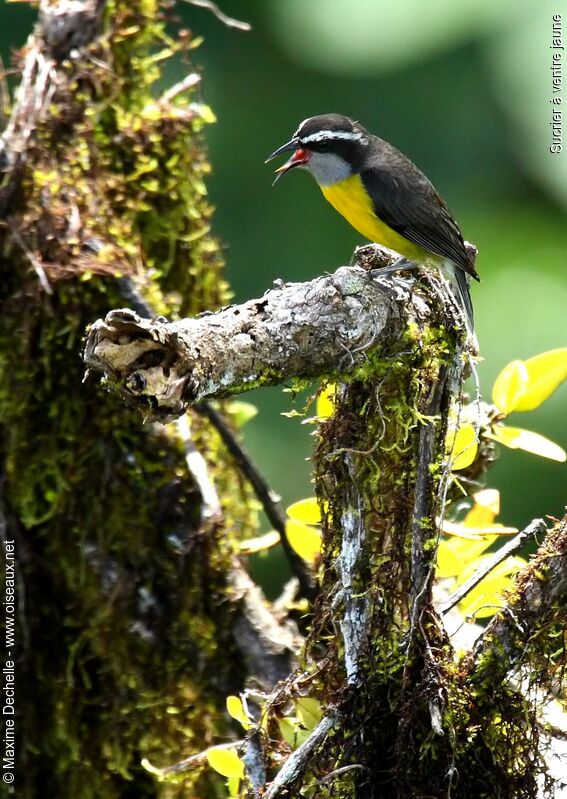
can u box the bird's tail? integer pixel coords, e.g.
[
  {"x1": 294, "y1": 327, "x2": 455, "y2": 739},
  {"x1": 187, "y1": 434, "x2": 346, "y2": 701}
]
[{"x1": 444, "y1": 260, "x2": 475, "y2": 337}]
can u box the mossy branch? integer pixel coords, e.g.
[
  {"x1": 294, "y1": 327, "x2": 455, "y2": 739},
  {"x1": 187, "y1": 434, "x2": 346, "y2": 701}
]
[
  {"x1": 9, "y1": 0, "x2": 563, "y2": 794},
  {"x1": 83, "y1": 246, "x2": 466, "y2": 421},
  {"x1": 0, "y1": 0, "x2": 105, "y2": 217},
  {"x1": 1, "y1": 1, "x2": 301, "y2": 795},
  {"x1": 465, "y1": 514, "x2": 567, "y2": 686}
]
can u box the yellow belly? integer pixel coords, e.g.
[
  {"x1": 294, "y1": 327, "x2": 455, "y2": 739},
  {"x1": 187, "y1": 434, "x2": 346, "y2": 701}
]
[{"x1": 320, "y1": 174, "x2": 428, "y2": 262}]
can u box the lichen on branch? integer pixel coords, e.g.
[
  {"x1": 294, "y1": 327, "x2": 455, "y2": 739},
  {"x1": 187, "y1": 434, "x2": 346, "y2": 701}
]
[{"x1": 83, "y1": 247, "x2": 463, "y2": 422}]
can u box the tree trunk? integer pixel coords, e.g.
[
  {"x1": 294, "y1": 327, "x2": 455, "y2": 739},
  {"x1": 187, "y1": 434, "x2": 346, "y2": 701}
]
[
  {"x1": 1, "y1": 3, "x2": 295, "y2": 797},
  {"x1": 3, "y1": 3, "x2": 566, "y2": 799}
]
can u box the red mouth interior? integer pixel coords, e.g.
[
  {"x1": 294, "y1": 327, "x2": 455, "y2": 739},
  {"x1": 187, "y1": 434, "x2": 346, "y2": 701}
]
[
  {"x1": 291, "y1": 147, "x2": 308, "y2": 164},
  {"x1": 273, "y1": 147, "x2": 310, "y2": 183}
]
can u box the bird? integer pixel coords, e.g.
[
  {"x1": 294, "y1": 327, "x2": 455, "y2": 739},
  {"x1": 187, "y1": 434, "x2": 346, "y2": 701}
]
[{"x1": 266, "y1": 113, "x2": 479, "y2": 333}]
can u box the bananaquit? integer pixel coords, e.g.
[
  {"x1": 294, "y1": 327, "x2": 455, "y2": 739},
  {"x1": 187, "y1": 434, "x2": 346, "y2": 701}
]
[{"x1": 266, "y1": 114, "x2": 478, "y2": 331}]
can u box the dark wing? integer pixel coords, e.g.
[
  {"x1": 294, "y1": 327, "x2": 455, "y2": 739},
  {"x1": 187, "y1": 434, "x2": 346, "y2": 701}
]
[{"x1": 361, "y1": 140, "x2": 479, "y2": 281}]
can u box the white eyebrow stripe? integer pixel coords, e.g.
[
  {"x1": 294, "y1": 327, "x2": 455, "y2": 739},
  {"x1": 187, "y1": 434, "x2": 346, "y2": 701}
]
[
  {"x1": 300, "y1": 130, "x2": 366, "y2": 144},
  {"x1": 294, "y1": 117, "x2": 311, "y2": 137}
]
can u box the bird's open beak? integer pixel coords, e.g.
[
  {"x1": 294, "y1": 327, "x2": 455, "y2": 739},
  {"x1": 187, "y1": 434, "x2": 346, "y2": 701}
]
[{"x1": 265, "y1": 139, "x2": 309, "y2": 185}]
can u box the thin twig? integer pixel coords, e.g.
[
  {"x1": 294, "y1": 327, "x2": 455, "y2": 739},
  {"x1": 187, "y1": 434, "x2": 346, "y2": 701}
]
[
  {"x1": 160, "y1": 72, "x2": 201, "y2": 104},
  {"x1": 197, "y1": 402, "x2": 317, "y2": 602},
  {"x1": 10, "y1": 227, "x2": 52, "y2": 294},
  {"x1": 439, "y1": 518, "x2": 546, "y2": 616},
  {"x1": 263, "y1": 713, "x2": 337, "y2": 799},
  {"x1": 314, "y1": 763, "x2": 370, "y2": 786},
  {"x1": 113, "y1": 277, "x2": 316, "y2": 601},
  {"x1": 184, "y1": 0, "x2": 251, "y2": 31},
  {"x1": 0, "y1": 55, "x2": 11, "y2": 123},
  {"x1": 116, "y1": 277, "x2": 223, "y2": 527},
  {"x1": 158, "y1": 739, "x2": 245, "y2": 775},
  {"x1": 176, "y1": 414, "x2": 222, "y2": 526},
  {"x1": 228, "y1": 564, "x2": 300, "y2": 687}
]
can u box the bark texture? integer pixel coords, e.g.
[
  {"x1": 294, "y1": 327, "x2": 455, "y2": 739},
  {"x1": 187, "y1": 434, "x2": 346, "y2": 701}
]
[
  {"x1": 0, "y1": 3, "x2": 292, "y2": 798},
  {"x1": 85, "y1": 247, "x2": 566, "y2": 798},
  {"x1": 3, "y1": 2, "x2": 565, "y2": 798},
  {"x1": 83, "y1": 255, "x2": 446, "y2": 419}
]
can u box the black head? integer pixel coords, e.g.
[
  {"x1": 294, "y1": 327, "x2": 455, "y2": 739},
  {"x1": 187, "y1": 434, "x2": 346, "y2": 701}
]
[
  {"x1": 295, "y1": 114, "x2": 368, "y2": 146},
  {"x1": 266, "y1": 114, "x2": 371, "y2": 185}
]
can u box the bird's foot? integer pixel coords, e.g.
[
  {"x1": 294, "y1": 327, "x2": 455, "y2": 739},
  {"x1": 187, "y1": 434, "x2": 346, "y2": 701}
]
[{"x1": 368, "y1": 256, "x2": 419, "y2": 279}]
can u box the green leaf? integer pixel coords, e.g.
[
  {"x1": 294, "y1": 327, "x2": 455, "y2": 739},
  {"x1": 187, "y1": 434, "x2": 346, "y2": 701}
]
[
  {"x1": 286, "y1": 497, "x2": 321, "y2": 525},
  {"x1": 206, "y1": 747, "x2": 245, "y2": 779},
  {"x1": 294, "y1": 728, "x2": 312, "y2": 747},
  {"x1": 295, "y1": 697, "x2": 322, "y2": 731},
  {"x1": 492, "y1": 359, "x2": 528, "y2": 414},
  {"x1": 490, "y1": 425, "x2": 566, "y2": 462},
  {"x1": 513, "y1": 348, "x2": 567, "y2": 412},
  {"x1": 278, "y1": 717, "x2": 300, "y2": 747},
  {"x1": 286, "y1": 519, "x2": 322, "y2": 563}
]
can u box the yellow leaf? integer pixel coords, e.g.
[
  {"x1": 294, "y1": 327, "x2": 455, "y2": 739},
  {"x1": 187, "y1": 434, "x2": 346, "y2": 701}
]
[
  {"x1": 448, "y1": 422, "x2": 478, "y2": 470},
  {"x1": 295, "y1": 697, "x2": 322, "y2": 731},
  {"x1": 466, "y1": 489, "x2": 500, "y2": 526},
  {"x1": 226, "y1": 695, "x2": 250, "y2": 729},
  {"x1": 513, "y1": 348, "x2": 567, "y2": 412},
  {"x1": 436, "y1": 535, "x2": 498, "y2": 578},
  {"x1": 287, "y1": 497, "x2": 322, "y2": 526},
  {"x1": 226, "y1": 400, "x2": 258, "y2": 427},
  {"x1": 194, "y1": 102, "x2": 216, "y2": 123},
  {"x1": 286, "y1": 520, "x2": 322, "y2": 563},
  {"x1": 443, "y1": 520, "x2": 517, "y2": 538},
  {"x1": 317, "y1": 384, "x2": 336, "y2": 418},
  {"x1": 140, "y1": 758, "x2": 165, "y2": 781},
  {"x1": 464, "y1": 504, "x2": 495, "y2": 529},
  {"x1": 206, "y1": 748, "x2": 245, "y2": 779},
  {"x1": 492, "y1": 359, "x2": 528, "y2": 414},
  {"x1": 436, "y1": 538, "x2": 464, "y2": 578},
  {"x1": 490, "y1": 425, "x2": 566, "y2": 462},
  {"x1": 459, "y1": 556, "x2": 527, "y2": 618},
  {"x1": 473, "y1": 488, "x2": 500, "y2": 514},
  {"x1": 441, "y1": 522, "x2": 487, "y2": 540},
  {"x1": 239, "y1": 531, "x2": 281, "y2": 555}
]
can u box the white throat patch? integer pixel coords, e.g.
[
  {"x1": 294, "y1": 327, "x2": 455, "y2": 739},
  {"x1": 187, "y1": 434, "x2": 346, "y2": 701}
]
[{"x1": 307, "y1": 151, "x2": 352, "y2": 187}]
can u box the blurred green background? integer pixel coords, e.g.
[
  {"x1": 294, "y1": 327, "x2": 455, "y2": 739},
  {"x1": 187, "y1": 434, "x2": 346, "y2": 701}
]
[{"x1": 2, "y1": 0, "x2": 566, "y2": 591}]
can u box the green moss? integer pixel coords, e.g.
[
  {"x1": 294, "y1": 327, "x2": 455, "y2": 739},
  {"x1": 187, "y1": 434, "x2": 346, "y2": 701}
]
[
  {"x1": 0, "y1": 3, "x2": 254, "y2": 797},
  {"x1": 297, "y1": 305, "x2": 525, "y2": 796}
]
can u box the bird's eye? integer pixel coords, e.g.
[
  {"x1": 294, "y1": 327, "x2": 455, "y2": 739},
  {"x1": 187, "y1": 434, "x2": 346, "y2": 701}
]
[{"x1": 318, "y1": 140, "x2": 331, "y2": 152}]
